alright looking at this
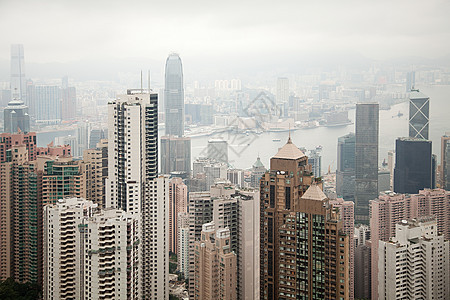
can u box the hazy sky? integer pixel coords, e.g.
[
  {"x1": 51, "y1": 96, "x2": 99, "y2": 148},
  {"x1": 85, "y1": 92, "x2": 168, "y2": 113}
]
[{"x1": 1, "y1": 0, "x2": 450, "y2": 79}]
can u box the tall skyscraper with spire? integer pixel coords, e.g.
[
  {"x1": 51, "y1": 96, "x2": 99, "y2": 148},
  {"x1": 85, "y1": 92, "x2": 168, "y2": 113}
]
[
  {"x1": 10, "y1": 44, "x2": 26, "y2": 102},
  {"x1": 164, "y1": 53, "x2": 184, "y2": 137}
]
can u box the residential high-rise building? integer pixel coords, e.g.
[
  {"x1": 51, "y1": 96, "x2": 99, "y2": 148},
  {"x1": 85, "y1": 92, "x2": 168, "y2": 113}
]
[
  {"x1": 355, "y1": 103, "x2": 379, "y2": 220},
  {"x1": 3, "y1": 99, "x2": 30, "y2": 133},
  {"x1": 329, "y1": 198, "x2": 355, "y2": 300},
  {"x1": 227, "y1": 169, "x2": 245, "y2": 188},
  {"x1": 0, "y1": 131, "x2": 36, "y2": 163},
  {"x1": 369, "y1": 189, "x2": 450, "y2": 299},
  {"x1": 387, "y1": 150, "x2": 395, "y2": 190},
  {"x1": 160, "y1": 136, "x2": 191, "y2": 176},
  {"x1": 82, "y1": 139, "x2": 108, "y2": 208},
  {"x1": 106, "y1": 89, "x2": 168, "y2": 299},
  {"x1": 177, "y1": 212, "x2": 190, "y2": 278},
  {"x1": 276, "y1": 77, "x2": 289, "y2": 104},
  {"x1": 440, "y1": 133, "x2": 450, "y2": 189},
  {"x1": 192, "y1": 157, "x2": 227, "y2": 190},
  {"x1": 106, "y1": 89, "x2": 158, "y2": 212},
  {"x1": 0, "y1": 145, "x2": 38, "y2": 283},
  {"x1": 34, "y1": 86, "x2": 61, "y2": 124},
  {"x1": 354, "y1": 224, "x2": 370, "y2": 247},
  {"x1": 43, "y1": 198, "x2": 141, "y2": 300},
  {"x1": 164, "y1": 53, "x2": 184, "y2": 137},
  {"x1": 10, "y1": 44, "x2": 26, "y2": 102},
  {"x1": 169, "y1": 177, "x2": 188, "y2": 254},
  {"x1": 409, "y1": 89, "x2": 429, "y2": 140},
  {"x1": 260, "y1": 137, "x2": 350, "y2": 299},
  {"x1": 378, "y1": 217, "x2": 449, "y2": 300},
  {"x1": 394, "y1": 137, "x2": 432, "y2": 194},
  {"x1": 192, "y1": 222, "x2": 237, "y2": 300},
  {"x1": 237, "y1": 189, "x2": 260, "y2": 300},
  {"x1": 207, "y1": 139, "x2": 228, "y2": 164},
  {"x1": 336, "y1": 132, "x2": 356, "y2": 201},
  {"x1": 188, "y1": 191, "x2": 213, "y2": 293}
]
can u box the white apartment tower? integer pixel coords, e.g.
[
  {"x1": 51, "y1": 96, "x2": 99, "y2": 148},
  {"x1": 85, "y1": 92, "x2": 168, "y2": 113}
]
[
  {"x1": 106, "y1": 90, "x2": 169, "y2": 299},
  {"x1": 378, "y1": 217, "x2": 450, "y2": 300},
  {"x1": 43, "y1": 198, "x2": 140, "y2": 300}
]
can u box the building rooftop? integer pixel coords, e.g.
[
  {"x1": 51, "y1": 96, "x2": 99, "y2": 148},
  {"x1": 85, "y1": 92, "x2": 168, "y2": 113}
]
[
  {"x1": 409, "y1": 89, "x2": 429, "y2": 100},
  {"x1": 273, "y1": 137, "x2": 305, "y2": 160},
  {"x1": 301, "y1": 184, "x2": 327, "y2": 201}
]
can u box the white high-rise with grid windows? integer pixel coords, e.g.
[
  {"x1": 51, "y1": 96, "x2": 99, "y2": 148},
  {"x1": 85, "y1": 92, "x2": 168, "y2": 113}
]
[
  {"x1": 378, "y1": 217, "x2": 449, "y2": 300},
  {"x1": 106, "y1": 89, "x2": 169, "y2": 299}
]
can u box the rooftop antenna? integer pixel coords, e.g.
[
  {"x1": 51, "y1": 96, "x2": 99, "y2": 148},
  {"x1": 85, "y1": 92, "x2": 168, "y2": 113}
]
[
  {"x1": 288, "y1": 124, "x2": 292, "y2": 143},
  {"x1": 148, "y1": 70, "x2": 151, "y2": 91},
  {"x1": 140, "y1": 70, "x2": 143, "y2": 93}
]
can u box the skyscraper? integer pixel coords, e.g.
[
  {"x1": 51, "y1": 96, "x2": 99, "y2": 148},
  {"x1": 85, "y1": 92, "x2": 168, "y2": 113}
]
[
  {"x1": 164, "y1": 53, "x2": 184, "y2": 137},
  {"x1": 3, "y1": 99, "x2": 30, "y2": 133},
  {"x1": 192, "y1": 223, "x2": 237, "y2": 300},
  {"x1": 394, "y1": 137, "x2": 432, "y2": 194},
  {"x1": 409, "y1": 89, "x2": 429, "y2": 140},
  {"x1": 34, "y1": 86, "x2": 61, "y2": 124},
  {"x1": 260, "y1": 138, "x2": 350, "y2": 299},
  {"x1": 10, "y1": 44, "x2": 26, "y2": 102},
  {"x1": 336, "y1": 132, "x2": 356, "y2": 201},
  {"x1": 378, "y1": 217, "x2": 449, "y2": 299},
  {"x1": 169, "y1": 177, "x2": 188, "y2": 254},
  {"x1": 440, "y1": 134, "x2": 450, "y2": 189},
  {"x1": 160, "y1": 136, "x2": 191, "y2": 176},
  {"x1": 355, "y1": 103, "x2": 379, "y2": 220},
  {"x1": 43, "y1": 198, "x2": 141, "y2": 300},
  {"x1": 106, "y1": 89, "x2": 168, "y2": 299},
  {"x1": 276, "y1": 77, "x2": 289, "y2": 104}
]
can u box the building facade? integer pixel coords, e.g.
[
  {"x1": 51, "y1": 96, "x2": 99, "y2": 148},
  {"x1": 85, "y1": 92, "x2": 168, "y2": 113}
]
[
  {"x1": 409, "y1": 89, "x2": 429, "y2": 140},
  {"x1": 260, "y1": 138, "x2": 350, "y2": 299},
  {"x1": 164, "y1": 53, "x2": 184, "y2": 137},
  {"x1": 3, "y1": 99, "x2": 30, "y2": 133},
  {"x1": 160, "y1": 136, "x2": 191, "y2": 176},
  {"x1": 169, "y1": 177, "x2": 188, "y2": 254},
  {"x1": 43, "y1": 198, "x2": 141, "y2": 300},
  {"x1": 336, "y1": 132, "x2": 355, "y2": 201},
  {"x1": 192, "y1": 223, "x2": 237, "y2": 300},
  {"x1": 378, "y1": 217, "x2": 449, "y2": 299},
  {"x1": 355, "y1": 103, "x2": 379, "y2": 220},
  {"x1": 394, "y1": 137, "x2": 432, "y2": 194}
]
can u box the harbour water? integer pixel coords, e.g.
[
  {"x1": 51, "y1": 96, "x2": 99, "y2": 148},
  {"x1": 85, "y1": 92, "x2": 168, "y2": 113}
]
[{"x1": 191, "y1": 85, "x2": 450, "y2": 174}]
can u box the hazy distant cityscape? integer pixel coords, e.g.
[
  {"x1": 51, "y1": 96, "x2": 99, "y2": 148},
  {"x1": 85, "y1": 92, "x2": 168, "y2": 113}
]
[{"x1": 1, "y1": 1, "x2": 450, "y2": 299}]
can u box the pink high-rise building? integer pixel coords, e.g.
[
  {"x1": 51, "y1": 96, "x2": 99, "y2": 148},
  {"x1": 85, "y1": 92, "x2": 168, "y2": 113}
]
[
  {"x1": 370, "y1": 189, "x2": 450, "y2": 299},
  {"x1": 169, "y1": 177, "x2": 188, "y2": 254},
  {"x1": 330, "y1": 198, "x2": 355, "y2": 300}
]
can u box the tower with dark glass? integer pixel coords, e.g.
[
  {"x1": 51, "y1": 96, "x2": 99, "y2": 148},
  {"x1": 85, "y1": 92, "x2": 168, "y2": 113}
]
[{"x1": 164, "y1": 53, "x2": 184, "y2": 137}]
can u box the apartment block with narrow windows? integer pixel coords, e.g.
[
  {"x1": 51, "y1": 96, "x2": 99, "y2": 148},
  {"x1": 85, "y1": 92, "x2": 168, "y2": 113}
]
[{"x1": 43, "y1": 198, "x2": 140, "y2": 300}]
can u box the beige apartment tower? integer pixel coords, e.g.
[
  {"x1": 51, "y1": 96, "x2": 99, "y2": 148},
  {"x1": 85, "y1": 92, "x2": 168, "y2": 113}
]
[{"x1": 192, "y1": 222, "x2": 237, "y2": 300}]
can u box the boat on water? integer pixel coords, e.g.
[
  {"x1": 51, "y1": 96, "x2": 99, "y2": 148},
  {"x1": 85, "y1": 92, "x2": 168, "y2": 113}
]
[{"x1": 272, "y1": 139, "x2": 281, "y2": 142}]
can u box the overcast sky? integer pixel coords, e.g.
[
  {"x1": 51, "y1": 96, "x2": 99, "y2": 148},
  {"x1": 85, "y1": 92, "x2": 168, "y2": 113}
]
[{"x1": 1, "y1": 0, "x2": 449, "y2": 80}]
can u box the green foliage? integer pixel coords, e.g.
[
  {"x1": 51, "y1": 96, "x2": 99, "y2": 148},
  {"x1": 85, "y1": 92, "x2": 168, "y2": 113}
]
[
  {"x1": 169, "y1": 261, "x2": 177, "y2": 274},
  {"x1": 0, "y1": 278, "x2": 41, "y2": 300},
  {"x1": 169, "y1": 295, "x2": 181, "y2": 300}
]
